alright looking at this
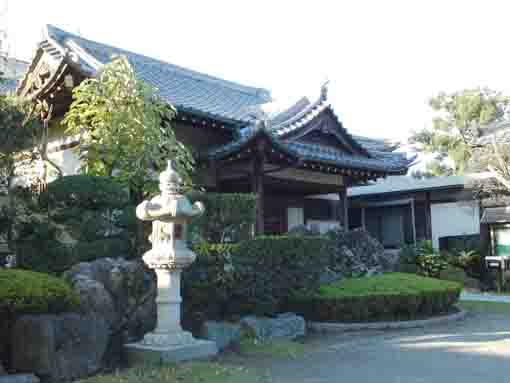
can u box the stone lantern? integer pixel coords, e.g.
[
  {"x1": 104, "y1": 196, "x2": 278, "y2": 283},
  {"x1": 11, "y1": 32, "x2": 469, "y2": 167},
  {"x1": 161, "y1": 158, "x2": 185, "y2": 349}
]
[{"x1": 125, "y1": 160, "x2": 217, "y2": 363}]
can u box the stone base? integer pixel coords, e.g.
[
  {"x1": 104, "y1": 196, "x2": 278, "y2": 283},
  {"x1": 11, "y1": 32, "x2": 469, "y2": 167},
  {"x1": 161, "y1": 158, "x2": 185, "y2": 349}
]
[{"x1": 124, "y1": 339, "x2": 218, "y2": 365}]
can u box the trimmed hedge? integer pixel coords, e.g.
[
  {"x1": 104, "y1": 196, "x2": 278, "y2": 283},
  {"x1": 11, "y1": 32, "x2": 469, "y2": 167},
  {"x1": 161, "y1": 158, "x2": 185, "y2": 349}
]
[
  {"x1": 288, "y1": 273, "x2": 461, "y2": 323},
  {"x1": 182, "y1": 236, "x2": 329, "y2": 330},
  {"x1": 0, "y1": 269, "x2": 79, "y2": 315}
]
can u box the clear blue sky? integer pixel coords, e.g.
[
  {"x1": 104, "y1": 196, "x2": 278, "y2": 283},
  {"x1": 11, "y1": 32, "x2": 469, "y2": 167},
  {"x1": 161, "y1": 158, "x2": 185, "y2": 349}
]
[{"x1": 4, "y1": 0, "x2": 510, "y2": 140}]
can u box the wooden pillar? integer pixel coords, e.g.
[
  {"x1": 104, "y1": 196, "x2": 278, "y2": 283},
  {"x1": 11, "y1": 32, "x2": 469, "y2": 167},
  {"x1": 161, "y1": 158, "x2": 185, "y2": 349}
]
[
  {"x1": 361, "y1": 207, "x2": 366, "y2": 231},
  {"x1": 424, "y1": 192, "x2": 432, "y2": 240},
  {"x1": 338, "y1": 187, "x2": 349, "y2": 231},
  {"x1": 252, "y1": 148, "x2": 265, "y2": 235},
  {"x1": 411, "y1": 198, "x2": 417, "y2": 245}
]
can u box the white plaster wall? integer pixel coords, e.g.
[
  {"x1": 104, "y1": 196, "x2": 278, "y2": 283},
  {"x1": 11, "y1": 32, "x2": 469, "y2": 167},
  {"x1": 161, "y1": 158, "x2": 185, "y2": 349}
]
[
  {"x1": 431, "y1": 201, "x2": 480, "y2": 249},
  {"x1": 47, "y1": 148, "x2": 82, "y2": 179}
]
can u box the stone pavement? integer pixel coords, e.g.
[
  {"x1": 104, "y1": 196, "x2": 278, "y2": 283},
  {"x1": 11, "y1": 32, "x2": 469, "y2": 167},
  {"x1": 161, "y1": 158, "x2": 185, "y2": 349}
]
[
  {"x1": 461, "y1": 291, "x2": 510, "y2": 303},
  {"x1": 256, "y1": 313, "x2": 510, "y2": 383}
]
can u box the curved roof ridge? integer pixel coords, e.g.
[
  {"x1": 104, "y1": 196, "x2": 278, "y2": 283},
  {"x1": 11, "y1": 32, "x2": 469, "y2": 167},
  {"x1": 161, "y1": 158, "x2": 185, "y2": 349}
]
[{"x1": 45, "y1": 24, "x2": 272, "y2": 101}]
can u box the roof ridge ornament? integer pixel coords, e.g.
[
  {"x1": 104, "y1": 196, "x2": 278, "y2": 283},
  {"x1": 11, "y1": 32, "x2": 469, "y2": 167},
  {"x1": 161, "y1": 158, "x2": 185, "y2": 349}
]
[{"x1": 320, "y1": 80, "x2": 330, "y2": 102}]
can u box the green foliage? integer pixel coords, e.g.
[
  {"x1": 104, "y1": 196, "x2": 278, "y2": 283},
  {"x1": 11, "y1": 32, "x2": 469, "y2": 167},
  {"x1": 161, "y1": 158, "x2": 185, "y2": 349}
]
[
  {"x1": 40, "y1": 175, "x2": 129, "y2": 209},
  {"x1": 0, "y1": 269, "x2": 79, "y2": 315},
  {"x1": 64, "y1": 56, "x2": 194, "y2": 200},
  {"x1": 188, "y1": 192, "x2": 257, "y2": 243},
  {"x1": 0, "y1": 94, "x2": 39, "y2": 190},
  {"x1": 447, "y1": 249, "x2": 482, "y2": 278},
  {"x1": 288, "y1": 273, "x2": 461, "y2": 322},
  {"x1": 182, "y1": 236, "x2": 329, "y2": 329},
  {"x1": 398, "y1": 241, "x2": 448, "y2": 278},
  {"x1": 411, "y1": 88, "x2": 510, "y2": 175},
  {"x1": 16, "y1": 237, "x2": 133, "y2": 275},
  {"x1": 14, "y1": 175, "x2": 136, "y2": 274}
]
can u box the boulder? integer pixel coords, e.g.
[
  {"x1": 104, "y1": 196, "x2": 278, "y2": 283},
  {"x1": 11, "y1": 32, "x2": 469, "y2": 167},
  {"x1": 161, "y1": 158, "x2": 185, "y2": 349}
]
[
  {"x1": 0, "y1": 374, "x2": 40, "y2": 383},
  {"x1": 10, "y1": 314, "x2": 109, "y2": 382},
  {"x1": 63, "y1": 258, "x2": 157, "y2": 344},
  {"x1": 200, "y1": 321, "x2": 242, "y2": 351},
  {"x1": 240, "y1": 313, "x2": 306, "y2": 342},
  {"x1": 328, "y1": 229, "x2": 394, "y2": 277}
]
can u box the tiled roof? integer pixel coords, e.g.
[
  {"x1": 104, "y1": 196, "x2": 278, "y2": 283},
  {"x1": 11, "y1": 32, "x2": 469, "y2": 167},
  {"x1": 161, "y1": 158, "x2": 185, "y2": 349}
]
[
  {"x1": 208, "y1": 90, "x2": 412, "y2": 174},
  {"x1": 208, "y1": 124, "x2": 411, "y2": 174},
  {"x1": 41, "y1": 25, "x2": 272, "y2": 125},
  {"x1": 267, "y1": 95, "x2": 369, "y2": 156}
]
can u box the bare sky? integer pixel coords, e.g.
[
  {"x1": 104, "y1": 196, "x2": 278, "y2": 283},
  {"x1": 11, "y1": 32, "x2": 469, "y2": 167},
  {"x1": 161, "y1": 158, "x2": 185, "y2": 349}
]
[{"x1": 4, "y1": 0, "x2": 510, "y2": 140}]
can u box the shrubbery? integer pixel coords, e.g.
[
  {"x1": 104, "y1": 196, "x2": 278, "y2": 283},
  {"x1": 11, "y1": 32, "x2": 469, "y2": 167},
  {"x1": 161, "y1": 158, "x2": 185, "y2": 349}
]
[
  {"x1": 0, "y1": 269, "x2": 79, "y2": 315},
  {"x1": 398, "y1": 241, "x2": 448, "y2": 278},
  {"x1": 187, "y1": 192, "x2": 257, "y2": 243},
  {"x1": 14, "y1": 175, "x2": 136, "y2": 274},
  {"x1": 288, "y1": 273, "x2": 461, "y2": 322},
  {"x1": 182, "y1": 236, "x2": 328, "y2": 330}
]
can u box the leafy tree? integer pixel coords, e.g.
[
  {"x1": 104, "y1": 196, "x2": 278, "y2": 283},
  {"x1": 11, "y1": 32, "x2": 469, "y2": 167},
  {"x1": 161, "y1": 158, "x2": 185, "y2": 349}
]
[
  {"x1": 411, "y1": 88, "x2": 510, "y2": 175},
  {"x1": 0, "y1": 93, "x2": 41, "y2": 263},
  {"x1": 64, "y1": 56, "x2": 194, "y2": 203}
]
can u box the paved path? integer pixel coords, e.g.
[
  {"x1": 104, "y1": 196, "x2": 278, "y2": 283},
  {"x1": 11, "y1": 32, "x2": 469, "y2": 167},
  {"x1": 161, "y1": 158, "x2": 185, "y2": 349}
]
[
  {"x1": 261, "y1": 313, "x2": 510, "y2": 383},
  {"x1": 461, "y1": 291, "x2": 510, "y2": 303}
]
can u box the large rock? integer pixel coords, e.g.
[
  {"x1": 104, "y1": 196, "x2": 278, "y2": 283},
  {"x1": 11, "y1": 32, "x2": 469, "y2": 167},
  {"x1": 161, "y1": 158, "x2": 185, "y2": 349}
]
[
  {"x1": 200, "y1": 321, "x2": 242, "y2": 351},
  {"x1": 327, "y1": 229, "x2": 395, "y2": 278},
  {"x1": 240, "y1": 313, "x2": 306, "y2": 342},
  {"x1": 63, "y1": 258, "x2": 157, "y2": 344},
  {"x1": 10, "y1": 314, "x2": 109, "y2": 382}
]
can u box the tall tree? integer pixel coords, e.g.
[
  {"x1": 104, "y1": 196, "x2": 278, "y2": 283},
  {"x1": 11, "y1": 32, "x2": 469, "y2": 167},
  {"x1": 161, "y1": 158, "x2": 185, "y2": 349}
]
[
  {"x1": 64, "y1": 56, "x2": 195, "y2": 203},
  {"x1": 411, "y1": 88, "x2": 510, "y2": 175}
]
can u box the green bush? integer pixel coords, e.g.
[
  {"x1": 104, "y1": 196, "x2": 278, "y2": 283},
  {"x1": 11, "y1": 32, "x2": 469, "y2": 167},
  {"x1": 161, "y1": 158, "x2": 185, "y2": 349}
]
[
  {"x1": 399, "y1": 241, "x2": 448, "y2": 278},
  {"x1": 447, "y1": 249, "x2": 482, "y2": 279},
  {"x1": 187, "y1": 192, "x2": 256, "y2": 243},
  {"x1": 0, "y1": 269, "x2": 79, "y2": 315},
  {"x1": 182, "y1": 236, "x2": 329, "y2": 330},
  {"x1": 16, "y1": 237, "x2": 133, "y2": 275},
  {"x1": 288, "y1": 273, "x2": 461, "y2": 323},
  {"x1": 40, "y1": 175, "x2": 129, "y2": 209}
]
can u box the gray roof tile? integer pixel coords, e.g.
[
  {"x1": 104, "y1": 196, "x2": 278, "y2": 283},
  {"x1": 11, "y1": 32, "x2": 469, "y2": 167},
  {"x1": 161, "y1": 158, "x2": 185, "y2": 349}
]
[{"x1": 45, "y1": 25, "x2": 271, "y2": 124}]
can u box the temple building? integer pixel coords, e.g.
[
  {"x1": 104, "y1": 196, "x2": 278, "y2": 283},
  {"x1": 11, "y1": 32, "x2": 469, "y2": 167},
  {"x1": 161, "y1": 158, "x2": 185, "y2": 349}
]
[{"x1": 17, "y1": 25, "x2": 413, "y2": 234}]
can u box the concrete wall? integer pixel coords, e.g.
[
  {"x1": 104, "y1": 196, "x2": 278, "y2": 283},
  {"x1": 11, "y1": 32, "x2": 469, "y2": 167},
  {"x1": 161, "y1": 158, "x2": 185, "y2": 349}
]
[{"x1": 431, "y1": 201, "x2": 480, "y2": 249}]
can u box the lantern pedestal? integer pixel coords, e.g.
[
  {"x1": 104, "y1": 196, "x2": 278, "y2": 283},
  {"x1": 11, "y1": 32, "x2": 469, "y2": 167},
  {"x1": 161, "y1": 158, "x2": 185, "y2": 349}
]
[{"x1": 124, "y1": 267, "x2": 217, "y2": 364}]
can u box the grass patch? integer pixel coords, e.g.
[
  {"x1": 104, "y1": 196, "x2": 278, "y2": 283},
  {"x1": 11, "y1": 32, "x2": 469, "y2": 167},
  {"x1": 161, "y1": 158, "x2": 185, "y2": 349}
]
[
  {"x1": 239, "y1": 338, "x2": 307, "y2": 358},
  {"x1": 458, "y1": 301, "x2": 510, "y2": 314},
  {"x1": 288, "y1": 273, "x2": 461, "y2": 323},
  {"x1": 317, "y1": 273, "x2": 461, "y2": 298},
  {"x1": 81, "y1": 362, "x2": 261, "y2": 383}
]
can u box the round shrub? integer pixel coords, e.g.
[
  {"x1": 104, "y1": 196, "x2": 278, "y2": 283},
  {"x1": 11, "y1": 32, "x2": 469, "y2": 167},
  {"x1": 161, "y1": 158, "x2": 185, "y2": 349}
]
[
  {"x1": 288, "y1": 273, "x2": 461, "y2": 323},
  {"x1": 0, "y1": 269, "x2": 79, "y2": 315},
  {"x1": 40, "y1": 175, "x2": 129, "y2": 209}
]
